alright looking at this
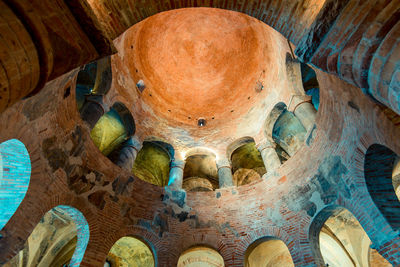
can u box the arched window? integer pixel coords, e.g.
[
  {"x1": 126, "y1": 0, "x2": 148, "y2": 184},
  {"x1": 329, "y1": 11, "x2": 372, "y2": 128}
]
[
  {"x1": 90, "y1": 102, "x2": 135, "y2": 156},
  {"x1": 177, "y1": 246, "x2": 224, "y2": 267},
  {"x1": 300, "y1": 62, "x2": 319, "y2": 111},
  {"x1": 310, "y1": 206, "x2": 391, "y2": 267},
  {"x1": 132, "y1": 141, "x2": 172, "y2": 186},
  {"x1": 230, "y1": 138, "x2": 266, "y2": 186},
  {"x1": 364, "y1": 144, "x2": 400, "y2": 230},
  {"x1": 265, "y1": 102, "x2": 307, "y2": 158},
  {"x1": 76, "y1": 56, "x2": 112, "y2": 111},
  {"x1": 183, "y1": 150, "x2": 218, "y2": 191},
  {"x1": 4, "y1": 205, "x2": 89, "y2": 266},
  {"x1": 106, "y1": 236, "x2": 155, "y2": 267},
  {"x1": 0, "y1": 139, "x2": 31, "y2": 230},
  {"x1": 244, "y1": 237, "x2": 294, "y2": 267},
  {"x1": 76, "y1": 57, "x2": 113, "y2": 129}
]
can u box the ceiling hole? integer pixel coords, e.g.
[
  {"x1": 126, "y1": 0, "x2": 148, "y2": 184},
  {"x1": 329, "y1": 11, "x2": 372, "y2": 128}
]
[
  {"x1": 188, "y1": 116, "x2": 191, "y2": 119},
  {"x1": 136, "y1": 80, "x2": 146, "y2": 92},
  {"x1": 130, "y1": 45, "x2": 133, "y2": 49},
  {"x1": 168, "y1": 110, "x2": 171, "y2": 112},
  {"x1": 231, "y1": 110, "x2": 234, "y2": 113},
  {"x1": 135, "y1": 69, "x2": 138, "y2": 73},
  {"x1": 248, "y1": 96, "x2": 250, "y2": 100},
  {"x1": 212, "y1": 117, "x2": 215, "y2": 120},
  {"x1": 149, "y1": 94, "x2": 152, "y2": 97},
  {"x1": 197, "y1": 118, "x2": 206, "y2": 127}
]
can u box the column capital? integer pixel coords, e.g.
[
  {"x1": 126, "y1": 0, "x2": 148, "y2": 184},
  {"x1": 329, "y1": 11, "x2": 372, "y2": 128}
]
[
  {"x1": 256, "y1": 139, "x2": 276, "y2": 152},
  {"x1": 124, "y1": 136, "x2": 142, "y2": 151},
  {"x1": 170, "y1": 159, "x2": 185, "y2": 170},
  {"x1": 216, "y1": 157, "x2": 231, "y2": 169}
]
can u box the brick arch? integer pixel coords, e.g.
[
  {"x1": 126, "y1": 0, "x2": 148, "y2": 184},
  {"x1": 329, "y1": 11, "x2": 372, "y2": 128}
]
[
  {"x1": 100, "y1": 227, "x2": 161, "y2": 267},
  {"x1": 264, "y1": 102, "x2": 287, "y2": 142},
  {"x1": 0, "y1": 139, "x2": 31, "y2": 230},
  {"x1": 364, "y1": 144, "x2": 400, "y2": 231},
  {"x1": 0, "y1": 129, "x2": 49, "y2": 263},
  {"x1": 124, "y1": 226, "x2": 163, "y2": 265},
  {"x1": 54, "y1": 205, "x2": 90, "y2": 267},
  {"x1": 168, "y1": 232, "x2": 230, "y2": 266},
  {"x1": 308, "y1": 204, "x2": 347, "y2": 266},
  {"x1": 226, "y1": 136, "x2": 255, "y2": 160},
  {"x1": 336, "y1": 191, "x2": 400, "y2": 266},
  {"x1": 235, "y1": 226, "x2": 294, "y2": 266},
  {"x1": 307, "y1": 202, "x2": 400, "y2": 267}
]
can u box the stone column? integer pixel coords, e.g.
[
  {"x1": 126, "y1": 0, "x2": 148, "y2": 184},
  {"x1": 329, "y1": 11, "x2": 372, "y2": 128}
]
[
  {"x1": 168, "y1": 159, "x2": 185, "y2": 190},
  {"x1": 256, "y1": 140, "x2": 281, "y2": 172},
  {"x1": 80, "y1": 95, "x2": 106, "y2": 129},
  {"x1": 288, "y1": 94, "x2": 316, "y2": 132},
  {"x1": 216, "y1": 158, "x2": 234, "y2": 188},
  {"x1": 116, "y1": 136, "x2": 142, "y2": 171}
]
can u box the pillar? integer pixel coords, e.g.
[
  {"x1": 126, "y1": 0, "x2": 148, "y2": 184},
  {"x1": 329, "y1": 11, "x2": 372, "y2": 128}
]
[
  {"x1": 80, "y1": 95, "x2": 106, "y2": 129},
  {"x1": 168, "y1": 159, "x2": 185, "y2": 190},
  {"x1": 216, "y1": 158, "x2": 234, "y2": 188},
  {"x1": 116, "y1": 136, "x2": 142, "y2": 171},
  {"x1": 256, "y1": 140, "x2": 281, "y2": 172}
]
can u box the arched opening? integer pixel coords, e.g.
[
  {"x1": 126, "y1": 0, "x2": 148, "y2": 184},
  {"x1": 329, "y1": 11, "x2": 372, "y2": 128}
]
[
  {"x1": 90, "y1": 102, "x2": 135, "y2": 157},
  {"x1": 310, "y1": 206, "x2": 391, "y2": 267},
  {"x1": 183, "y1": 150, "x2": 218, "y2": 192},
  {"x1": 244, "y1": 237, "x2": 294, "y2": 267},
  {"x1": 264, "y1": 102, "x2": 307, "y2": 161},
  {"x1": 272, "y1": 107, "x2": 307, "y2": 157},
  {"x1": 132, "y1": 141, "x2": 171, "y2": 186},
  {"x1": 0, "y1": 139, "x2": 31, "y2": 230},
  {"x1": 177, "y1": 246, "x2": 224, "y2": 267},
  {"x1": 301, "y1": 62, "x2": 320, "y2": 111},
  {"x1": 105, "y1": 236, "x2": 155, "y2": 267},
  {"x1": 76, "y1": 60, "x2": 97, "y2": 111},
  {"x1": 76, "y1": 57, "x2": 112, "y2": 128},
  {"x1": 364, "y1": 144, "x2": 400, "y2": 230},
  {"x1": 230, "y1": 138, "x2": 266, "y2": 186},
  {"x1": 3, "y1": 205, "x2": 89, "y2": 267}
]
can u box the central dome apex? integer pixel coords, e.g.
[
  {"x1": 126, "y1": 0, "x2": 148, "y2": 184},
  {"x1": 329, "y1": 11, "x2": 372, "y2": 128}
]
[{"x1": 111, "y1": 8, "x2": 293, "y2": 155}]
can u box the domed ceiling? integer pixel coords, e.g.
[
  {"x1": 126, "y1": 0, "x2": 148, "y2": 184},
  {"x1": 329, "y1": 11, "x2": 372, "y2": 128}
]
[{"x1": 109, "y1": 8, "x2": 295, "y2": 158}]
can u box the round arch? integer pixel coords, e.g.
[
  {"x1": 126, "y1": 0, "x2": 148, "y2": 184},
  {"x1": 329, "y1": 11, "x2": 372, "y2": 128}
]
[
  {"x1": 2, "y1": 205, "x2": 89, "y2": 267},
  {"x1": 309, "y1": 205, "x2": 391, "y2": 267},
  {"x1": 364, "y1": 144, "x2": 400, "y2": 231},
  {"x1": 0, "y1": 139, "x2": 31, "y2": 230},
  {"x1": 264, "y1": 102, "x2": 287, "y2": 141},
  {"x1": 106, "y1": 235, "x2": 156, "y2": 267},
  {"x1": 226, "y1": 136, "x2": 255, "y2": 160},
  {"x1": 244, "y1": 236, "x2": 294, "y2": 267},
  {"x1": 56, "y1": 205, "x2": 90, "y2": 267},
  {"x1": 132, "y1": 140, "x2": 173, "y2": 186},
  {"x1": 177, "y1": 245, "x2": 224, "y2": 267}
]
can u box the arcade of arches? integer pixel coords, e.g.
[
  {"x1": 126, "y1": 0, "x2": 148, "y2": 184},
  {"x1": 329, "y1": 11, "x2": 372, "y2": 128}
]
[{"x1": 0, "y1": 1, "x2": 400, "y2": 266}]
